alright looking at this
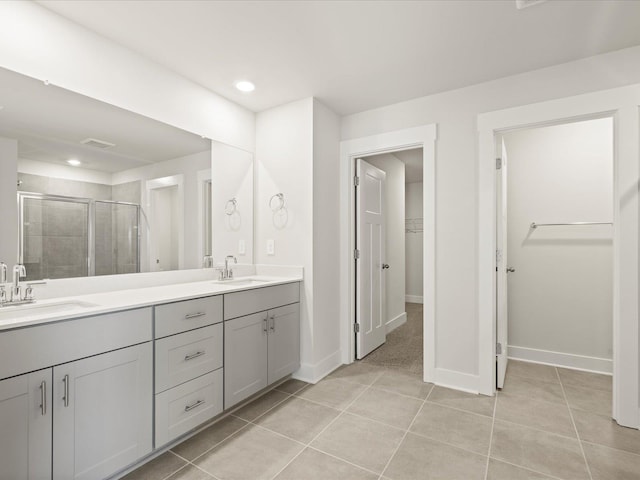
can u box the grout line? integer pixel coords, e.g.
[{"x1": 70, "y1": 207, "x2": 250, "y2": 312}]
[
  {"x1": 488, "y1": 457, "x2": 567, "y2": 480},
  {"x1": 268, "y1": 377, "x2": 378, "y2": 480},
  {"x1": 580, "y1": 439, "x2": 640, "y2": 459},
  {"x1": 482, "y1": 390, "x2": 499, "y2": 480},
  {"x1": 305, "y1": 445, "x2": 382, "y2": 477},
  {"x1": 424, "y1": 399, "x2": 494, "y2": 419},
  {"x1": 377, "y1": 383, "x2": 435, "y2": 480},
  {"x1": 189, "y1": 421, "x2": 253, "y2": 464},
  {"x1": 157, "y1": 451, "x2": 194, "y2": 480},
  {"x1": 555, "y1": 367, "x2": 594, "y2": 480}
]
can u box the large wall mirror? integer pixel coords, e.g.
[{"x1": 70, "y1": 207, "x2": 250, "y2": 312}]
[{"x1": 0, "y1": 67, "x2": 253, "y2": 281}]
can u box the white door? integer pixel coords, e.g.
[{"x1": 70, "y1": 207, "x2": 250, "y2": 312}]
[
  {"x1": 356, "y1": 158, "x2": 387, "y2": 359},
  {"x1": 53, "y1": 343, "x2": 153, "y2": 480},
  {"x1": 496, "y1": 139, "x2": 510, "y2": 388}
]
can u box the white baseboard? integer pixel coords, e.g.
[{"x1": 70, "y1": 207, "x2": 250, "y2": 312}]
[
  {"x1": 405, "y1": 295, "x2": 423, "y2": 304},
  {"x1": 508, "y1": 345, "x2": 613, "y2": 375},
  {"x1": 293, "y1": 349, "x2": 342, "y2": 384},
  {"x1": 386, "y1": 312, "x2": 406, "y2": 333},
  {"x1": 433, "y1": 368, "x2": 481, "y2": 394}
]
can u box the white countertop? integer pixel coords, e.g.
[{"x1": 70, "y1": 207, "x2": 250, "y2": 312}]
[{"x1": 0, "y1": 275, "x2": 302, "y2": 331}]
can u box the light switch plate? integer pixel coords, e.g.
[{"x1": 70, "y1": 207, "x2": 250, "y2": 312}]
[
  {"x1": 238, "y1": 239, "x2": 246, "y2": 255},
  {"x1": 267, "y1": 239, "x2": 275, "y2": 255}
]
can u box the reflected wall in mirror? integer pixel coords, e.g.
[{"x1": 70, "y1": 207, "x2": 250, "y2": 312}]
[
  {"x1": 0, "y1": 66, "x2": 253, "y2": 280},
  {"x1": 211, "y1": 141, "x2": 254, "y2": 262}
]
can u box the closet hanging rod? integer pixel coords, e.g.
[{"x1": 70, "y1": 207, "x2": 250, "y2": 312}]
[{"x1": 530, "y1": 221, "x2": 613, "y2": 229}]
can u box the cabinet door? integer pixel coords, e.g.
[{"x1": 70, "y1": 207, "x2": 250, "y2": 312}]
[
  {"x1": 53, "y1": 343, "x2": 152, "y2": 480},
  {"x1": 267, "y1": 303, "x2": 300, "y2": 384},
  {"x1": 0, "y1": 369, "x2": 52, "y2": 480},
  {"x1": 224, "y1": 312, "x2": 268, "y2": 409}
]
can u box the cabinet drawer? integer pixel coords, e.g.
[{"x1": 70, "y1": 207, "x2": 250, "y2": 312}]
[
  {"x1": 224, "y1": 283, "x2": 300, "y2": 320},
  {"x1": 155, "y1": 295, "x2": 223, "y2": 338},
  {"x1": 155, "y1": 324, "x2": 223, "y2": 393},
  {"x1": 155, "y1": 369, "x2": 223, "y2": 447}
]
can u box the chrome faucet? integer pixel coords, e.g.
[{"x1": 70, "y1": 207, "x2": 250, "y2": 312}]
[
  {"x1": 11, "y1": 264, "x2": 26, "y2": 302},
  {"x1": 0, "y1": 262, "x2": 7, "y2": 284},
  {"x1": 224, "y1": 255, "x2": 237, "y2": 280}
]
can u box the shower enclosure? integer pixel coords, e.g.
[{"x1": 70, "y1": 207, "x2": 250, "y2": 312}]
[{"x1": 18, "y1": 192, "x2": 140, "y2": 281}]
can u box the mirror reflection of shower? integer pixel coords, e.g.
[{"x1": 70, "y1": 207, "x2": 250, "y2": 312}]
[{"x1": 18, "y1": 191, "x2": 140, "y2": 281}]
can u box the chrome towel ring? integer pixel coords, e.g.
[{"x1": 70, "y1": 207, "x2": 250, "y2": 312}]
[{"x1": 269, "y1": 193, "x2": 285, "y2": 212}]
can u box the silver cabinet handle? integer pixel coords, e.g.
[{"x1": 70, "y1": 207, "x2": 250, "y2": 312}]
[
  {"x1": 185, "y1": 312, "x2": 206, "y2": 320},
  {"x1": 63, "y1": 374, "x2": 70, "y2": 407},
  {"x1": 263, "y1": 317, "x2": 268, "y2": 334},
  {"x1": 184, "y1": 351, "x2": 205, "y2": 361},
  {"x1": 184, "y1": 399, "x2": 205, "y2": 412},
  {"x1": 269, "y1": 316, "x2": 275, "y2": 333},
  {"x1": 40, "y1": 381, "x2": 46, "y2": 416}
]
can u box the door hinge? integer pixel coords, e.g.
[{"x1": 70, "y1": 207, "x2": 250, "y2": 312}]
[
  {"x1": 354, "y1": 176, "x2": 360, "y2": 187},
  {"x1": 354, "y1": 249, "x2": 360, "y2": 260},
  {"x1": 496, "y1": 158, "x2": 502, "y2": 170},
  {"x1": 354, "y1": 323, "x2": 360, "y2": 333},
  {"x1": 496, "y1": 342, "x2": 502, "y2": 355}
]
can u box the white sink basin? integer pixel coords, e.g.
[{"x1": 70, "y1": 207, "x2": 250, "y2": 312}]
[
  {"x1": 0, "y1": 301, "x2": 99, "y2": 321},
  {"x1": 212, "y1": 278, "x2": 270, "y2": 287}
]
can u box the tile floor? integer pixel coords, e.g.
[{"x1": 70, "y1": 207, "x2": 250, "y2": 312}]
[{"x1": 123, "y1": 359, "x2": 640, "y2": 480}]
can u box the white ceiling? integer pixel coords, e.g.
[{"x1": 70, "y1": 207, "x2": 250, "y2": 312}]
[
  {"x1": 0, "y1": 67, "x2": 210, "y2": 173},
  {"x1": 38, "y1": 0, "x2": 640, "y2": 115}
]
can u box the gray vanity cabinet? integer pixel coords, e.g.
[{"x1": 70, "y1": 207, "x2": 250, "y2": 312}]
[
  {"x1": 52, "y1": 343, "x2": 152, "y2": 480},
  {"x1": 224, "y1": 283, "x2": 301, "y2": 409},
  {"x1": 0, "y1": 368, "x2": 52, "y2": 480}
]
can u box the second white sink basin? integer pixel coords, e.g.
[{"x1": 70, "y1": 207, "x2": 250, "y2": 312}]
[
  {"x1": 0, "y1": 300, "x2": 99, "y2": 321},
  {"x1": 212, "y1": 277, "x2": 270, "y2": 287}
]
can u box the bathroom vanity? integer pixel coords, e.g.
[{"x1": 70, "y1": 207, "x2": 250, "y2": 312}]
[{"x1": 0, "y1": 274, "x2": 301, "y2": 480}]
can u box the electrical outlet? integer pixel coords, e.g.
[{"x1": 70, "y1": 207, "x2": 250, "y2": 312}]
[
  {"x1": 238, "y1": 239, "x2": 245, "y2": 255},
  {"x1": 267, "y1": 239, "x2": 275, "y2": 255}
]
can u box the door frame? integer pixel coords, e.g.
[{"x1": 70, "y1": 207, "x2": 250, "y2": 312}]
[
  {"x1": 340, "y1": 124, "x2": 437, "y2": 383},
  {"x1": 477, "y1": 85, "x2": 640, "y2": 428}
]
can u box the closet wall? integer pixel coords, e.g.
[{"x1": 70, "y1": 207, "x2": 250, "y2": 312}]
[
  {"x1": 504, "y1": 117, "x2": 613, "y2": 372},
  {"x1": 405, "y1": 182, "x2": 423, "y2": 303}
]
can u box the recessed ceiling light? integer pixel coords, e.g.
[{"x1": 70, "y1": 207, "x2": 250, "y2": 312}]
[
  {"x1": 235, "y1": 81, "x2": 255, "y2": 93},
  {"x1": 67, "y1": 159, "x2": 81, "y2": 167}
]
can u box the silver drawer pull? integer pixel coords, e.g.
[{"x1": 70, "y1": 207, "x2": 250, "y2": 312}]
[
  {"x1": 40, "y1": 381, "x2": 46, "y2": 416},
  {"x1": 184, "y1": 351, "x2": 206, "y2": 361},
  {"x1": 184, "y1": 312, "x2": 206, "y2": 320},
  {"x1": 184, "y1": 399, "x2": 205, "y2": 412},
  {"x1": 63, "y1": 374, "x2": 70, "y2": 408}
]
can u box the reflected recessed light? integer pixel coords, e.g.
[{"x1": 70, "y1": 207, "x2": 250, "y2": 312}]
[
  {"x1": 235, "y1": 81, "x2": 255, "y2": 92},
  {"x1": 67, "y1": 159, "x2": 81, "y2": 166}
]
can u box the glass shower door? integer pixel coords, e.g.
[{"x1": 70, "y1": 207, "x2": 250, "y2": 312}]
[
  {"x1": 20, "y1": 194, "x2": 90, "y2": 281},
  {"x1": 94, "y1": 201, "x2": 140, "y2": 276}
]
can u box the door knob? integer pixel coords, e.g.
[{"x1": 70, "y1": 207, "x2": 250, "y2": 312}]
[
  {"x1": 382, "y1": 264, "x2": 390, "y2": 269},
  {"x1": 506, "y1": 267, "x2": 515, "y2": 273}
]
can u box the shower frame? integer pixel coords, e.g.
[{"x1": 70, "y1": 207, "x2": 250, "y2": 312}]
[{"x1": 17, "y1": 192, "x2": 141, "y2": 277}]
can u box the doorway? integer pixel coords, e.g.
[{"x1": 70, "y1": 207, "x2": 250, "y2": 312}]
[
  {"x1": 146, "y1": 174, "x2": 184, "y2": 272},
  {"x1": 353, "y1": 149, "x2": 424, "y2": 374},
  {"x1": 339, "y1": 124, "x2": 437, "y2": 384},
  {"x1": 495, "y1": 117, "x2": 614, "y2": 389}
]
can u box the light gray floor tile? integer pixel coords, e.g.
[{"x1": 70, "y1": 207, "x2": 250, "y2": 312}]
[
  {"x1": 583, "y1": 441, "x2": 640, "y2": 480},
  {"x1": 165, "y1": 465, "x2": 215, "y2": 480},
  {"x1": 194, "y1": 425, "x2": 304, "y2": 480},
  {"x1": 564, "y1": 384, "x2": 612, "y2": 416},
  {"x1": 171, "y1": 416, "x2": 248, "y2": 461},
  {"x1": 486, "y1": 459, "x2": 556, "y2": 480},
  {"x1": 232, "y1": 389, "x2": 289, "y2": 422},
  {"x1": 384, "y1": 432, "x2": 486, "y2": 480},
  {"x1": 410, "y1": 402, "x2": 493, "y2": 455},
  {"x1": 372, "y1": 369, "x2": 433, "y2": 399},
  {"x1": 275, "y1": 448, "x2": 378, "y2": 480},
  {"x1": 557, "y1": 368, "x2": 612, "y2": 392},
  {"x1": 274, "y1": 378, "x2": 309, "y2": 395},
  {"x1": 501, "y1": 375, "x2": 565, "y2": 405},
  {"x1": 346, "y1": 387, "x2": 423, "y2": 429},
  {"x1": 328, "y1": 362, "x2": 385, "y2": 386},
  {"x1": 255, "y1": 396, "x2": 340, "y2": 443},
  {"x1": 297, "y1": 377, "x2": 367, "y2": 410},
  {"x1": 491, "y1": 420, "x2": 589, "y2": 479},
  {"x1": 495, "y1": 391, "x2": 576, "y2": 437},
  {"x1": 572, "y1": 408, "x2": 640, "y2": 455},
  {"x1": 311, "y1": 413, "x2": 405, "y2": 473},
  {"x1": 121, "y1": 452, "x2": 186, "y2": 480},
  {"x1": 506, "y1": 360, "x2": 560, "y2": 384},
  {"x1": 427, "y1": 386, "x2": 496, "y2": 417}
]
